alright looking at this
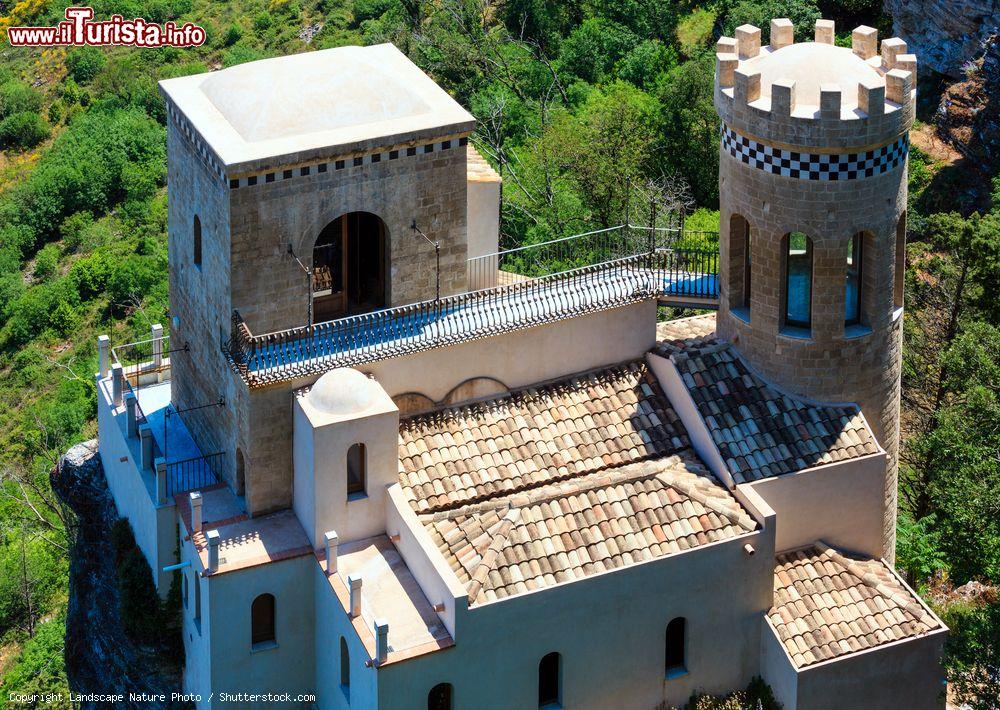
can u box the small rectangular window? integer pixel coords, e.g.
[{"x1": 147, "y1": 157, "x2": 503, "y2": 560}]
[{"x1": 347, "y1": 443, "x2": 366, "y2": 497}]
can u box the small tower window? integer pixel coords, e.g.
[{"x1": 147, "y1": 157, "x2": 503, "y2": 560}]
[
  {"x1": 894, "y1": 213, "x2": 906, "y2": 309},
  {"x1": 347, "y1": 443, "x2": 366, "y2": 497},
  {"x1": 845, "y1": 233, "x2": 863, "y2": 325},
  {"x1": 193, "y1": 215, "x2": 202, "y2": 268},
  {"x1": 784, "y1": 232, "x2": 813, "y2": 330},
  {"x1": 251, "y1": 593, "x2": 275, "y2": 648},
  {"x1": 538, "y1": 652, "x2": 561, "y2": 708},
  {"x1": 665, "y1": 617, "x2": 687, "y2": 677},
  {"x1": 182, "y1": 571, "x2": 188, "y2": 608},
  {"x1": 340, "y1": 636, "x2": 351, "y2": 697},
  {"x1": 428, "y1": 683, "x2": 453, "y2": 710},
  {"x1": 193, "y1": 572, "x2": 201, "y2": 629},
  {"x1": 727, "y1": 214, "x2": 752, "y2": 314}
]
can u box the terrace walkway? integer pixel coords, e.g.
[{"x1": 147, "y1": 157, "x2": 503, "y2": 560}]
[{"x1": 230, "y1": 226, "x2": 719, "y2": 387}]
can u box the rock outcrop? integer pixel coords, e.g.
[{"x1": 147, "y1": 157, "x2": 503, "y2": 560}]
[
  {"x1": 936, "y1": 34, "x2": 1000, "y2": 176},
  {"x1": 885, "y1": 0, "x2": 999, "y2": 77}
]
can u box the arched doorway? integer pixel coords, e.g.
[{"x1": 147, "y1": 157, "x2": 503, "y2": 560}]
[
  {"x1": 235, "y1": 448, "x2": 246, "y2": 497},
  {"x1": 312, "y1": 212, "x2": 389, "y2": 322}
]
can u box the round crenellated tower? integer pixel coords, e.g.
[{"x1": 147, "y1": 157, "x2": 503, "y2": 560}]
[{"x1": 713, "y1": 18, "x2": 917, "y2": 560}]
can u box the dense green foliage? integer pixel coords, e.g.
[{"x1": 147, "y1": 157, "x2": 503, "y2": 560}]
[{"x1": 0, "y1": 0, "x2": 996, "y2": 705}]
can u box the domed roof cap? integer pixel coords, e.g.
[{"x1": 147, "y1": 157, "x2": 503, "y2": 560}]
[{"x1": 308, "y1": 368, "x2": 378, "y2": 415}]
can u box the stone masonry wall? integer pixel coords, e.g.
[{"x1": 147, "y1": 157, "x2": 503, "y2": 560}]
[
  {"x1": 166, "y1": 118, "x2": 244, "y2": 491},
  {"x1": 227, "y1": 139, "x2": 471, "y2": 336}
]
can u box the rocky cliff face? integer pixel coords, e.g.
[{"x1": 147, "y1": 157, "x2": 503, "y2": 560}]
[
  {"x1": 886, "y1": 0, "x2": 999, "y2": 77},
  {"x1": 936, "y1": 34, "x2": 1000, "y2": 176}
]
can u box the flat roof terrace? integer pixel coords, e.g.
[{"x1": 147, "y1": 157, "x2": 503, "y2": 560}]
[{"x1": 229, "y1": 226, "x2": 720, "y2": 387}]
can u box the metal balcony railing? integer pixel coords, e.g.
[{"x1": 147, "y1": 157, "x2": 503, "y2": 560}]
[
  {"x1": 229, "y1": 225, "x2": 719, "y2": 386},
  {"x1": 165, "y1": 452, "x2": 224, "y2": 498}
]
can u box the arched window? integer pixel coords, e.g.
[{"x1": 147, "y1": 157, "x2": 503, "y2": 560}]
[
  {"x1": 894, "y1": 213, "x2": 906, "y2": 309},
  {"x1": 428, "y1": 683, "x2": 453, "y2": 710},
  {"x1": 182, "y1": 571, "x2": 188, "y2": 609},
  {"x1": 235, "y1": 448, "x2": 246, "y2": 497},
  {"x1": 727, "y1": 214, "x2": 752, "y2": 312},
  {"x1": 784, "y1": 232, "x2": 813, "y2": 330},
  {"x1": 340, "y1": 637, "x2": 350, "y2": 696},
  {"x1": 251, "y1": 593, "x2": 275, "y2": 647},
  {"x1": 347, "y1": 443, "x2": 366, "y2": 497},
  {"x1": 845, "y1": 233, "x2": 863, "y2": 325},
  {"x1": 193, "y1": 215, "x2": 202, "y2": 268},
  {"x1": 538, "y1": 652, "x2": 561, "y2": 707},
  {"x1": 665, "y1": 617, "x2": 687, "y2": 676},
  {"x1": 312, "y1": 212, "x2": 389, "y2": 322}
]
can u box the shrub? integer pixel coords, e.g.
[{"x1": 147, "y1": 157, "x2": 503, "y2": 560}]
[
  {"x1": 66, "y1": 46, "x2": 107, "y2": 84},
  {"x1": 222, "y1": 23, "x2": 242, "y2": 46},
  {"x1": 112, "y1": 518, "x2": 162, "y2": 643},
  {"x1": 33, "y1": 243, "x2": 60, "y2": 280},
  {"x1": 0, "y1": 111, "x2": 50, "y2": 148},
  {"x1": 0, "y1": 81, "x2": 42, "y2": 119},
  {"x1": 253, "y1": 11, "x2": 273, "y2": 31},
  {"x1": 616, "y1": 40, "x2": 678, "y2": 89},
  {"x1": 0, "y1": 615, "x2": 71, "y2": 704},
  {"x1": 59, "y1": 211, "x2": 94, "y2": 252}
]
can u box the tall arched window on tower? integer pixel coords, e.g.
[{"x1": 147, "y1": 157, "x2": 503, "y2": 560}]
[
  {"x1": 894, "y1": 213, "x2": 906, "y2": 310},
  {"x1": 428, "y1": 683, "x2": 453, "y2": 710},
  {"x1": 347, "y1": 443, "x2": 366, "y2": 498},
  {"x1": 193, "y1": 215, "x2": 202, "y2": 269},
  {"x1": 728, "y1": 214, "x2": 752, "y2": 316},
  {"x1": 251, "y1": 593, "x2": 275, "y2": 648},
  {"x1": 235, "y1": 448, "x2": 246, "y2": 497},
  {"x1": 845, "y1": 233, "x2": 863, "y2": 326},
  {"x1": 665, "y1": 617, "x2": 687, "y2": 677},
  {"x1": 340, "y1": 637, "x2": 350, "y2": 698},
  {"x1": 784, "y1": 232, "x2": 813, "y2": 330},
  {"x1": 538, "y1": 652, "x2": 561, "y2": 708}
]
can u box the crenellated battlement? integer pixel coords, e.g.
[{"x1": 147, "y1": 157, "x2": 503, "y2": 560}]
[{"x1": 714, "y1": 18, "x2": 916, "y2": 151}]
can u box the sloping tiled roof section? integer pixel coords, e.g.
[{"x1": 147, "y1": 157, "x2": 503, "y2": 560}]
[
  {"x1": 664, "y1": 342, "x2": 879, "y2": 483},
  {"x1": 398, "y1": 361, "x2": 690, "y2": 513},
  {"x1": 653, "y1": 313, "x2": 718, "y2": 354},
  {"x1": 424, "y1": 456, "x2": 758, "y2": 605},
  {"x1": 770, "y1": 543, "x2": 941, "y2": 668}
]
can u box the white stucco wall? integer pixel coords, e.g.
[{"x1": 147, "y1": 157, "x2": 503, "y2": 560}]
[
  {"x1": 315, "y1": 564, "x2": 379, "y2": 710},
  {"x1": 293, "y1": 392, "x2": 400, "y2": 548},
  {"x1": 466, "y1": 173, "x2": 499, "y2": 262},
  {"x1": 206, "y1": 556, "x2": 317, "y2": 706},
  {"x1": 745, "y1": 453, "x2": 887, "y2": 558},
  {"x1": 365, "y1": 300, "x2": 658, "y2": 402},
  {"x1": 96, "y1": 376, "x2": 177, "y2": 596},
  {"x1": 373, "y1": 526, "x2": 775, "y2": 710}
]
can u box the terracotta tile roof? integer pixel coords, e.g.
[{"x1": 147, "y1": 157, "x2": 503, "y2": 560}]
[
  {"x1": 398, "y1": 361, "x2": 690, "y2": 513},
  {"x1": 424, "y1": 456, "x2": 757, "y2": 605},
  {"x1": 666, "y1": 342, "x2": 879, "y2": 482},
  {"x1": 770, "y1": 543, "x2": 942, "y2": 668},
  {"x1": 653, "y1": 313, "x2": 717, "y2": 355}
]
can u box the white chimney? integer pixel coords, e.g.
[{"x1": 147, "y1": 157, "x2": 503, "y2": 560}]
[
  {"x1": 151, "y1": 323, "x2": 164, "y2": 370},
  {"x1": 348, "y1": 575, "x2": 362, "y2": 617},
  {"x1": 207, "y1": 529, "x2": 221, "y2": 572},
  {"x1": 374, "y1": 619, "x2": 389, "y2": 665},
  {"x1": 190, "y1": 491, "x2": 203, "y2": 533},
  {"x1": 324, "y1": 530, "x2": 338, "y2": 575}
]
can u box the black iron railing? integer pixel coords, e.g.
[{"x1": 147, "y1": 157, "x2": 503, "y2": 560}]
[
  {"x1": 228, "y1": 229, "x2": 719, "y2": 386},
  {"x1": 165, "y1": 452, "x2": 223, "y2": 498}
]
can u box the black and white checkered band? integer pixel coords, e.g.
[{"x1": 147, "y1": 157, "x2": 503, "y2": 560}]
[{"x1": 721, "y1": 124, "x2": 908, "y2": 181}]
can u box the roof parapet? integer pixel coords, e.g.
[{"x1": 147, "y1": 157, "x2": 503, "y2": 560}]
[{"x1": 714, "y1": 17, "x2": 916, "y2": 146}]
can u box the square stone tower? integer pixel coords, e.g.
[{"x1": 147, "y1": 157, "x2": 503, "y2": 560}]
[
  {"x1": 714, "y1": 19, "x2": 917, "y2": 559},
  {"x1": 158, "y1": 45, "x2": 476, "y2": 505}
]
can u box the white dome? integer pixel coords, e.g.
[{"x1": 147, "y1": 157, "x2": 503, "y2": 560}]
[{"x1": 308, "y1": 368, "x2": 378, "y2": 415}]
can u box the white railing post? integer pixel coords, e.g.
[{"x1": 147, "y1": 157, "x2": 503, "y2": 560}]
[
  {"x1": 111, "y1": 364, "x2": 124, "y2": 407},
  {"x1": 124, "y1": 392, "x2": 138, "y2": 438},
  {"x1": 97, "y1": 335, "x2": 110, "y2": 378},
  {"x1": 155, "y1": 457, "x2": 167, "y2": 505},
  {"x1": 207, "y1": 529, "x2": 220, "y2": 572},
  {"x1": 139, "y1": 424, "x2": 153, "y2": 470},
  {"x1": 151, "y1": 323, "x2": 164, "y2": 381},
  {"x1": 348, "y1": 575, "x2": 362, "y2": 618},
  {"x1": 374, "y1": 619, "x2": 389, "y2": 665},
  {"x1": 190, "y1": 491, "x2": 203, "y2": 533},
  {"x1": 324, "y1": 530, "x2": 338, "y2": 575}
]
